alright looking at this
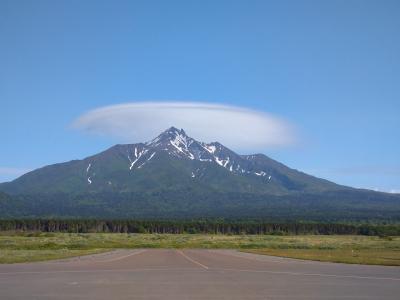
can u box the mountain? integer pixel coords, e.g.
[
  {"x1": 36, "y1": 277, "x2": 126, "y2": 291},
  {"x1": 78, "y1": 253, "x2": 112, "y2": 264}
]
[
  {"x1": 1, "y1": 127, "x2": 399, "y2": 221},
  {"x1": 0, "y1": 127, "x2": 342, "y2": 195}
]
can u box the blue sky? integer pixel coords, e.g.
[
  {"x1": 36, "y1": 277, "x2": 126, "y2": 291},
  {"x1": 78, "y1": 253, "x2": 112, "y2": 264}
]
[{"x1": 1, "y1": 0, "x2": 399, "y2": 192}]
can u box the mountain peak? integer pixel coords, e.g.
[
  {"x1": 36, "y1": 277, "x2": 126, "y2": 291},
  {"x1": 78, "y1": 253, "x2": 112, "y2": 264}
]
[
  {"x1": 146, "y1": 127, "x2": 187, "y2": 145},
  {"x1": 106, "y1": 128, "x2": 336, "y2": 186},
  {"x1": 164, "y1": 126, "x2": 187, "y2": 136}
]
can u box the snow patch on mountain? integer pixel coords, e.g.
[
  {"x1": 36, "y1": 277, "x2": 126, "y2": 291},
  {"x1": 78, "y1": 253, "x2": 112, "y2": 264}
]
[
  {"x1": 255, "y1": 171, "x2": 266, "y2": 176},
  {"x1": 145, "y1": 136, "x2": 161, "y2": 147},
  {"x1": 214, "y1": 156, "x2": 224, "y2": 166},
  {"x1": 147, "y1": 152, "x2": 156, "y2": 161},
  {"x1": 204, "y1": 144, "x2": 216, "y2": 154},
  {"x1": 254, "y1": 171, "x2": 272, "y2": 181},
  {"x1": 120, "y1": 127, "x2": 276, "y2": 180},
  {"x1": 128, "y1": 147, "x2": 148, "y2": 170},
  {"x1": 199, "y1": 158, "x2": 212, "y2": 162},
  {"x1": 223, "y1": 157, "x2": 230, "y2": 167}
]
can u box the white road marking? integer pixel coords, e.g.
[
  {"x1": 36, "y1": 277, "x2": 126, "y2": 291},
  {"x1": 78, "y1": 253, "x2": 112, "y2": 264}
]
[
  {"x1": 209, "y1": 249, "x2": 299, "y2": 265},
  {"x1": 1, "y1": 250, "x2": 398, "y2": 283},
  {"x1": 0, "y1": 268, "x2": 204, "y2": 276},
  {"x1": 226, "y1": 250, "x2": 306, "y2": 263},
  {"x1": 99, "y1": 250, "x2": 147, "y2": 263},
  {"x1": 215, "y1": 267, "x2": 400, "y2": 281},
  {"x1": 2, "y1": 266, "x2": 397, "y2": 281},
  {"x1": 212, "y1": 250, "x2": 335, "y2": 265},
  {"x1": 176, "y1": 250, "x2": 209, "y2": 270},
  {"x1": 209, "y1": 250, "x2": 400, "y2": 281}
]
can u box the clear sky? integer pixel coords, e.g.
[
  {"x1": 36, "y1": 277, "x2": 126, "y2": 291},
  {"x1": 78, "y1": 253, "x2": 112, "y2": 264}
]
[{"x1": 1, "y1": 0, "x2": 399, "y2": 192}]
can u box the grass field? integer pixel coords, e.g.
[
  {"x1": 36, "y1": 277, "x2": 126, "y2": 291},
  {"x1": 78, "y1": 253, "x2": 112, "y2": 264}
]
[
  {"x1": 0, "y1": 249, "x2": 107, "y2": 264},
  {"x1": 243, "y1": 249, "x2": 400, "y2": 266},
  {"x1": 0, "y1": 232, "x2": 399, "y2": 265}
]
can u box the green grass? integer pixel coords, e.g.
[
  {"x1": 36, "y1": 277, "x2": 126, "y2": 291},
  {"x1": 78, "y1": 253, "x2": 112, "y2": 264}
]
[
  {"x1": 0, "y1": 249, "x2": 108, "y2": 264},
  {"x1": 243, "y1": 249, "x2": 400, "y2": 266},
  {"x1": 0, "y1": 232, "x2": 399, "y2": 265}
]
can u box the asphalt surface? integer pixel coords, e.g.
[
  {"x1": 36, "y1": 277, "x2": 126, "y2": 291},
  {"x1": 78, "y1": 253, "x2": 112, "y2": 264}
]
[{"x1": 0, "y1": 249, "x2": 399, "y2": 299}]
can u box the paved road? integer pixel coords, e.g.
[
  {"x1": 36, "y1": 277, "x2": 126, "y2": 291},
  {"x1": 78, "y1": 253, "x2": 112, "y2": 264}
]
[{"x1": 0, "y1": 249, "x2": 399, "y2": 299}]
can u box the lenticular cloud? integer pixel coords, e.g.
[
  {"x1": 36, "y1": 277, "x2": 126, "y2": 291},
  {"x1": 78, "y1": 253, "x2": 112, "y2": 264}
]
[{"x1": 72, "y1": 102, "x2": 296, "y2": 151}]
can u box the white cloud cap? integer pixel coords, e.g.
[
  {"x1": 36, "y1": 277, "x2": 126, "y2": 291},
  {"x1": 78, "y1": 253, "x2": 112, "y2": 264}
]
[{"x1": 72, "y1": 102, "x2": 296, "y2": 151}]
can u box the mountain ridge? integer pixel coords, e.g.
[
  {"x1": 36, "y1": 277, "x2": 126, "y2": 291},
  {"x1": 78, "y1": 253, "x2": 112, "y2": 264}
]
[
  {"x1": 0, "y1": 127, "x2": 399, "y2": 220},
  {"x1": 0, "y1": 126, "x2": 344, "y2": 195}
]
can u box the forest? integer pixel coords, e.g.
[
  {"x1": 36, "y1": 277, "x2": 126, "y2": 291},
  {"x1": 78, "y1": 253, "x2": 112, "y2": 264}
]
[{"x1": 0, "y1": 219, "x2": 399, "y2": 236}]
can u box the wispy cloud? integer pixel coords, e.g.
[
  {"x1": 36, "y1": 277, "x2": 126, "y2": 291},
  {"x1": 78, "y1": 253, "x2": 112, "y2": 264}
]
[
  {"x1": 304, "y1": 166, "x2": 400, "y2": 194},
  {"x1": 309, "y1": 165, "x2": 400, "y2": 176},
  {"x1": 0, "y1": 167, "x2": 31, "y2": 176},
  {"x1": 368, "y1": 188, "x2": 400, "y2": 194},
  {"x1": 72, "y1": 102, "x2": 297, "y2": 151},
  {"x1": 0, "y1": 167, "x2": 32, "y2": 183}
]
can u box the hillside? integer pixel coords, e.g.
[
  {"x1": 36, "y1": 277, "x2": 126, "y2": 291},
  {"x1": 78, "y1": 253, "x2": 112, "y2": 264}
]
[{"x1": 0, "y1": 127, "x2": 399, "y2": 221}]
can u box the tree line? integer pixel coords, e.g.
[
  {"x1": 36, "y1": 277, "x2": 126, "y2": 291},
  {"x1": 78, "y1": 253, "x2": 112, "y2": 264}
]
[{"x1": 0, "y1": 219, "x2": 399, "y2": 236}]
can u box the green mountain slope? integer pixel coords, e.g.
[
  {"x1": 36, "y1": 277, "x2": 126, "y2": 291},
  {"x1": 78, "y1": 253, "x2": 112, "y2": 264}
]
[{"x1": 0, "y1": 127, "x2": 399, "y2": 221}]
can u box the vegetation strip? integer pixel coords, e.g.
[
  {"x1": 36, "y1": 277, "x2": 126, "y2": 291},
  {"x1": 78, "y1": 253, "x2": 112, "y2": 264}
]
[
  {"x1": 1, "y1": 219, "x2": 400, "y2": 236},
  {"x1": 242, "y1": 248, "x2": 400, "y2": 266}
]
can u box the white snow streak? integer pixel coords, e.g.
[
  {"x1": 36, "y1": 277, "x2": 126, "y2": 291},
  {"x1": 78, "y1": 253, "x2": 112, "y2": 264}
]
[
  {"x1": 137, "y1": 162, "x2": 146, "y2": 169},
  {"x1": 255, "y1": 171, "x2": 267, "y2": 176},
  {"x1": 204, "y1": 145, "x2": 216, "y2": 154},
  {"x1": 223, "y1": 157, "x2": 230, "y2": 167},
  {"x1": 147, "y1": 152, "x2": 156, "y2": 161},
  {"x1": 213, "y1": 156, "x2": 233, "y2": 171},
  {"x1": 199, "y1": 158, "x2": 212, "y2": 162},
  {"x1": 128, "y1": 148, "x2": 148, "y2": 170},
  {"x1": 215, "y1": 156, "x2": 224, "y2": 166},
  {"x1": 170, "y1": 132, "x2": 195, "y2": 160}
]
